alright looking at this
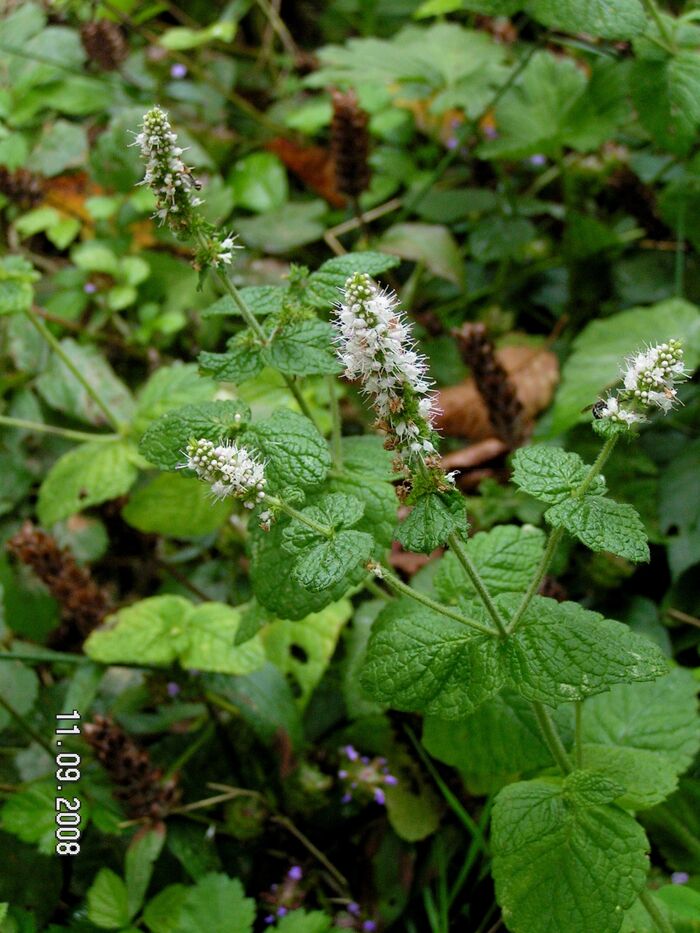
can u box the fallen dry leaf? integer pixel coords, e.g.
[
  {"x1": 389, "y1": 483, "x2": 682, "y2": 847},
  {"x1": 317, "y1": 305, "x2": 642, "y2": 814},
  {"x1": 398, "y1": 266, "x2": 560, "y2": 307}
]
[
  {"x1": 266, "y1": 137, "x2": 347, "y2": 208},
  {"x1": 436, "y1": 345, "x2": 559, "y2": 441}
]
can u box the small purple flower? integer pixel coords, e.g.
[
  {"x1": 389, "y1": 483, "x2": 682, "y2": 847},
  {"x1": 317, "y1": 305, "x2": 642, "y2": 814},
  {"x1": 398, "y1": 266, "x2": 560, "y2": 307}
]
[
  {"x1": 344, "y1": 745, "x2": 359, "y2": 761},
  {"x1": 338, "y1": 769, "x2": 348, "y2": 779},
  {"x1": 347, "y1": 902, "x2": 361, "y2": 917},
  {"x1": 84, "y1": 282, "x2": 97, "y2": 294},
  {"x1": 529, "y1": 154, "x2": 546, "y2": 167},
  {"x1": 170, "y1": 63, "x2": 187, "y2": 79},
  {"x1": 483, "y1": 125, "x2": 499, "y2": 140},
  {"x1": 360, "y1": 756, "x2": 370, "y2": 765},
  {"x1": 384, "y1": 774, "x2": 398, "y2": 786},
  {"x1": 672, "y1": 871, "x2": 690, "y2": 885},
  {"x1": 166, "y1": 681, "x2": 180, "y2": 698},
  {"x1": 277, "y1": 907, "x2": 288, "y2": 917},
  {"x1": 446, "y1": 136, "x2": 458, "y2": 150},
  {"x1": 342, "y1": 793, "x2": 352, "y2": 804},
  {"x1": 373, "y1": 788, "x2": 385, "y2": 806},
  {"x1": 264, "y1": 916, "x2": 275, "y2": 926},
  {"x1": 287, "y1": 866, "x2": 303, "y2": 882},
  {"x1": 362, "y1": 922, "x2": 377, "y2": 932}
]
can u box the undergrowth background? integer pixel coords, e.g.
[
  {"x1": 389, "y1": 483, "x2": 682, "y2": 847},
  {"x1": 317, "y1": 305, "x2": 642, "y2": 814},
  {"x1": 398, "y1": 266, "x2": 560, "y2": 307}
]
[{"x1": 0, "y1": 1, "x2": 700, "y2": 931}]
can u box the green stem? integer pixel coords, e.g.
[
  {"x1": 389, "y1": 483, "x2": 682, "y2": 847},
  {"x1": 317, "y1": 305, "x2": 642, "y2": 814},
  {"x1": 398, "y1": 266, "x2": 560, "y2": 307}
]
[
  {"x1": 532, "y1": 701, "x2": 572, "y2": 775},
  {"x1": 0, "y1": 415, "x2": 119, "y2": 444},
  {"x1": 0, "y1": 650, "x2": 89, "y2": 665},
  {"x1": 675, "y1": 200, "x2": 686, "y2": 298},
  {"x1": 639, "y1": 889, "x2": 675, "y2": 933},
  {"x1": 264, "y1": 495, "x2": 333, "y2": 538},
  {"x1": 0, "y1": 693, "x2": 54, "y2": 755},
  {"x1": 574, "y1": 701, "x2": 583, "y2": 770},
  {"x1": 165, "y1": 722, "x2": 214, "y2": 778},
  {"x1": 327, "y1": 375, "x2": 343, "y2": 467},
  {"x1": 447, "y1": 533, "x2": 508, "y2": 637},
  {"x1": 508, "y1": 435, "x2": 619, "y2": 633},
  {"x1": 22, "y1": 308, "x2": 122, "y2": 433},
  {"x1": 365, "y1": 578, "x2": 392, "y2": 601},
  {"x1": 641, "y1": 0, "x2": 676, "y2": 51},
  {"x1": 210, "y1": 263, "x2": 320, "y2": 429},
  {"x1": 378, "y1": 568, "x2": 496, "y2": 636}
]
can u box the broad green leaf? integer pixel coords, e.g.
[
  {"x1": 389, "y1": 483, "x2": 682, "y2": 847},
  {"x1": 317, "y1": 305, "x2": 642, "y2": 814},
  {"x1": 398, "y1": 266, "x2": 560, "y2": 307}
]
[
  {"x1": 138, "y1": 400, "x2": 251, "y2": 470},
  {"x1": 264, "y1": 319, "x2": 341, "y2": 376},
  {"x1": 379, "y1": 223, "x2": 464, "y2": 286},
  {"x1": 0, "y1": 256, "x2": 38, "y2": 316},
  {"x1": 423, "y1": 688, "x2": 572, "y2": 780},
  {"x1": 581, "y1": 745, "x2": 678, "y2": 810},
  {"x1": 276, "y1": 911, "x2": 334, "y2": 933},
  {"x1": 159, "y1": 20, "x2": 236, "y2": 50},
  {"x1": 201, "y1": 287, "x2": 287, "y2": 318},
  {"x1": 133, "y1": 364, "x2": 215, "y2": 436},
  {"x1": 361, "y1": 599, "x2": 504, "y2": 719},
  {"x1": 492, "y1": 778, "x2": 649, "y2": 933},
  {"x1": 262, "y1": 599, "x2": 353, "y2": 709},
  {"x1": 35, "y1": 339, "x2": 134, "y2": 428},
  {"x1": 468, "y1": 215, "x2": 535, "y2": 263},
  {"x1": 37, "y1": 441, "x2": 139, "y2": 526},
  {"x1": 511, "y1": 445, "x2": 606, "y2": 504},
  {"x1": 236, "y1": 201, "x2": 327, "y2": 254},
  {"x1": 143, "y1": 885, "x2": 188, "y2": 933},
  {"x1": 229, "y1": 152, "x2": 288, "y2": 213},
  {"x1": 528, "y1": 0, "x2": 645, "y2": 39},
  {"x1": 198, "y1": 337, "x2": 265, "y2": 386},
  {"x1": 0, "y1": 780, "x2": 57, "y2": 855},
  {"x1": 27, "y1": 120, "x2": 86, "y2": 176},
  {"x1": 339, "y1": 435, "x2": 394, "y2": 479},
  {"x1": 0, "y1": 660, "x2": 38, "y2": 732},
  {"x1": 545, "y1": 496, "x2": 649, "y2": 562},
  {"x1": 581, "y1": 670, "x2": 700, "y2": 809},
  {"x1": 122, "y1": 474, "x2": 231, "y2": 537},
  {"x1": 549, "y1": 298, "x2": 700, "y2": 434},
  {"x1": 243, "y1": 408, "x2": 331, "y2": 490},
  {"x1": 87, "y1": 868, "x2": 130, "y2": 930},
  {"x1": 655, "y1": 885, "x2": 700, "y2": 921},
  {"x1": 293, "y1": 531, "x2": 373, "y2": 592},
  {"x1": 435, "y1": 525, "x2": 546, "y2": 605},
  {"x1": 362, "y1": 593, "x2": 666, "y2": 718},
  {"x1": 174, "y1": 873, "x2": 254, "y2": 933},
  {"x1": 306, "y1": 251, "x2": 401, "y2": 309},
  {"x1": 632, "y1": 52, "x2": 700, "y2": 155},
  {"x1": 328, "y1": 470, "x2": 397, "y2": 550},
  {"x1": 85, "y1": 596, "x2": 266, "y2": 675},
  {"x1": 282, "y1": 492, "x2": 365, "y2": 553},
  {"x1": 125, "y1": 826, "x2": 165, "y2": 919},
  {"x1": 394, "y1": 493, "x2": 464, "y2": 554}
]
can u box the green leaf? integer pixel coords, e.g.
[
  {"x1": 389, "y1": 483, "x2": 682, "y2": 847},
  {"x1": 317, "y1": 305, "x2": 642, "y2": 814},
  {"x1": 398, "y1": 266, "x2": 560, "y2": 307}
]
[
  {"x1": 87, "y1": 868, "x2": 130, "y2": 930},
  {"x1": 85, "y1": 596, "x2": 266, "y2": 675},
  {"x1": 122, "y1": 474, "x2": 231, "y2": 537},
  {"x1": 0, "y1": 256, "x2": 38, "y2": 316},
  {"x1": 27, "y1": 120, "x2": 86, "y2": 176},
  {"x1": 282, "y1": 492, "x2": 365, "y2": 553},
  {"x1": 133, "y1": 364, "x2": 215, "y2": 436},
  {"x1": 262, "y1": 599, "x2": 352, "y2": 709},
  {"x1": 36, "y1": 339, "x2": 134, "y2": 427},
  {"x1": 528, "y1": 0, "x2": 645, "y2": 39},
  {"x1": 175, "y1": 873, "x2": 254, "y2": 933},
  {"x1": 0, "y1": 660, "x2": 38, "y2": 732},
  {"x1": 511, "y1": 445, "x2": 606, "y2": 504},
  {"x1": 360, "y1": 599, "x2": 504, "y2": 719},
  {"x1": 264, "y1": 319, "x2": 341, "y2": 376},
  {"x1": 632, "y1": 52, "x2": 700, "y2": 155},
  {"x1": 229, "y1": 152, "x2": 288, "y2": 214},
  {"x1": 379, "y1": 223, "x2": 464, "y2": 286},
  {"x1": 655, "y1": 885, "x2": 700, "y2": 921},
  {"x1": 394, "y1": 493, "x2": 464, "y2": 554},
  {"x1": 37, "y1": 441, "x2": 139, "y2": 526},
  {"x1": 492, "y1": 778, "x2": 649, "y2": 933},
  {"x1": 159, "y1": 20, "x2": 235, "y2": 50},
  {"x1": 143, "y1": 885, "x2": 188, "y2": 933},
  {"x1": 549, "y1": 298, "x2": 700, "y2": 434},
  {"x1": 362, "y1": 593, "x2": 666, "y2": 718},
  {"x1": 423, "y1": 688, "x2": 571, "y2": 781},
  {"x1": 581, "y1": 670, "x2": 700, "y2": 809},
  {"x1": 201, "y1": 287, "x2": 287, "y2": 318},
  {"x1": 0, "y1": 781, "x2": 57, "y2": 855},
  {"x1": 306, "y1": 252, "x2": 401, "y2": 309},
  {"x1": 243, "y1": 409, "x2": 331, "y2": 491},
  {"x1": 293, "y1": 531, "x2": 373, "y2": 592},
  {"x1": 581, "y1": 745, "x2": 678, "y2": 811},
  {"x1": 138, "y1": 400, "x2": 251, "y2": 471},
  {"x1": 275, "y1": 911, "x2": 334, "y2": 933},
  {"x1": 125, "y1": 826, "x2": 165, "y2": 919},
  {"x1": 198, "y1": 338, "x2": 265, "y2": 386},
  {"x1": 435, "y1": 525, "x2": 546, "y2": 606},
  {"x1": 545, "y1": 496, "x2": 649, "y2": 562},
  {"x1": 236, "y1": 201, "x2": 327, "y2": 254}
]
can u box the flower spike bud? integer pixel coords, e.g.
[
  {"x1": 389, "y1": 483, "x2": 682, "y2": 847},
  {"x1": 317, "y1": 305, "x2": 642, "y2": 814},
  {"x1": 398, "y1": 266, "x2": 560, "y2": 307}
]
[
  {"x1": 133, "y1": 106, "x2": 204, "y2": 235},
  {"x1": 594, "y1": 339, "x2": 688, "y2": 430},
  {"x1": 334, "y1": 272, "x2": 441, "y2": 471},
  {"x1": 184, "y1": 438, "x2": 266, "y2": 508}
]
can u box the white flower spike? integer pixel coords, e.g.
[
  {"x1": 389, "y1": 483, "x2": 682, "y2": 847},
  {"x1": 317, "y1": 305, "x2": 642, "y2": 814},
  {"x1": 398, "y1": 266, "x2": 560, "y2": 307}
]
[
  {"x1": 184, "y1": 438, "x2": 266, "y2": 508},
  {"x1": 334, "y1": 272, "x2": 440, "y2": 467}
]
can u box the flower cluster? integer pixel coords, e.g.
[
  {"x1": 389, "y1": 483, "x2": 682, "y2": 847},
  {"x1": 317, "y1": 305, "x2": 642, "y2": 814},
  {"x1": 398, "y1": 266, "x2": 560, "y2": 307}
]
[
  {"x1": 334, "y1": 272, "x2": 439, "y2": 468},
  {"x1": 183, "y1": 437, "x2": 266, "y2": 507},
  {"x1": 262, "y1": 866, "x2": 305, "y2": 925},
  {"x1": 134, "y1": 106, "x2": 203, "y2": 234},
  {"x1": 596, "y1": 340, "x2": 688, "y2": 427},
  {"x1": 338, "y1": 744, "x2": 398, "y2": 806}
]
